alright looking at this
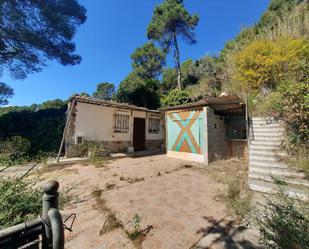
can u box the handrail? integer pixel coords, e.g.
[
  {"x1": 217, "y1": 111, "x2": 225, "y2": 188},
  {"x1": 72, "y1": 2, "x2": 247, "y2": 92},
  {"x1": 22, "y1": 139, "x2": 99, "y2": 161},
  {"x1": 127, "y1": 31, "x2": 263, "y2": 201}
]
[
  {"x1": 48, "y1": 208, "x2": 64, "y2": 249},
  {"x1": 0, "y1": 180, "x2": 65, "y2": 249}
]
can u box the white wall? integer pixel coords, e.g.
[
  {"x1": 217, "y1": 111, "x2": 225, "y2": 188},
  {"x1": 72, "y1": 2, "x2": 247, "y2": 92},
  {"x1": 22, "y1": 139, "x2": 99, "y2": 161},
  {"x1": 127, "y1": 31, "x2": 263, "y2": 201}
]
[{"x1": 74, "y1": 102, "x2": 163, "y2": 143}]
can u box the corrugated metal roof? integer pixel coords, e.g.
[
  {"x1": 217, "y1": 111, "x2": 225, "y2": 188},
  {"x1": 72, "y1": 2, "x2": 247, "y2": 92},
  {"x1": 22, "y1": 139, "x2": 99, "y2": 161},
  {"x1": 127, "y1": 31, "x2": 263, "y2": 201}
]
[
  {"x1": 160, "y1": 95, "x2": 245, "y2": 115},
  {"x1": 70, "y1": 95, "x2": 160, "y2": 113}
]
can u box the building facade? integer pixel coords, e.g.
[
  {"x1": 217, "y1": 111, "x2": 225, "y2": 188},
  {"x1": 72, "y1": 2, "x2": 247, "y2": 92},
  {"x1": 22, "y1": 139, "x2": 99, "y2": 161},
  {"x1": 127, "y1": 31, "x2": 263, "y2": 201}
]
[
  {"x1": 65, "y1": 96, "x2": 164, "y2": 157},
  {"x1": 162, "y1": 95, "x2": 247, "y2": 164}
]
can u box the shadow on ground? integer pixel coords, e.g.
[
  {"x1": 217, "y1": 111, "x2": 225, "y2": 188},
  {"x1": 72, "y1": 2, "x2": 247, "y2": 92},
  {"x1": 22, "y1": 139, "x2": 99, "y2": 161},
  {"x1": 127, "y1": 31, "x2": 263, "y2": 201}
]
[{"x1": 193, "y1": 216, "x2": 262, "y2": 249}]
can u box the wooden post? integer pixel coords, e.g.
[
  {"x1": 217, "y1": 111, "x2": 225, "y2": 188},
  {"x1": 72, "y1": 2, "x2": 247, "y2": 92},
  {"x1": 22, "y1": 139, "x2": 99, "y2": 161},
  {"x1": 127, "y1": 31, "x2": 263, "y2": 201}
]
[
  {"x1": 56, "y1": 100, "x2": 76, "y2": 163},
  {"x1": 42, "y1": 180, "x2": 59, "y2": 249}
]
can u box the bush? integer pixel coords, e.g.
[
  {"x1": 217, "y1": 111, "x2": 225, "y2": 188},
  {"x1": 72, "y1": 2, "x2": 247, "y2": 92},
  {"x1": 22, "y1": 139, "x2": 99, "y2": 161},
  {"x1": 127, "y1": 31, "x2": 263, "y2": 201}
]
[
  {"x1": 275, "y1": 81, "x2": 308, "y2": 156},
  {"x1": 0, "y1": 177, "x2": 74, "y2": 229},
  {"x1": 0, "y1": 178, "x2": 42, "y2": 228},
  {"x1": 232, "y1": 37, "x2": 309, "y2": 94},
  {"x1": 160, "y1": 89, "x2": 190, "y2": 107},
  {"x1": 0, "y1": 136, "x2": 31, "y2": 166},
  {"x1": 225, "y1": 178, "x2": 252, "y2": 219},
  {"x1": 0, "y1": 102, "x2": 66, "y2": 158},
  {"x1": 256, "y1": 193, "x2": 309, "y2": 249}
]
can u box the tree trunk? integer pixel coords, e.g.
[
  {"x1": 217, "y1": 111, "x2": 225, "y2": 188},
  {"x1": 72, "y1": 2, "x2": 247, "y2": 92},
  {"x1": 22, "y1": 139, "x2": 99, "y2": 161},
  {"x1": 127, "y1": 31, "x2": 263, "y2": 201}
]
[{"x1": 173, "y1": 34, "x2": 182, "y2": 90}]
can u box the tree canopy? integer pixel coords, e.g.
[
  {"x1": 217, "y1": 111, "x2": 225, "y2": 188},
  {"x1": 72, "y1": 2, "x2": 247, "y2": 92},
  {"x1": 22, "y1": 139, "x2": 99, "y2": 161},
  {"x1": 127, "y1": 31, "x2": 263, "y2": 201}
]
[
  {"x1": 147, "y1": 0, "x2": 199, "y2": 90},
  {"x1": 0, "y1": 82, "x2": 13, "y2": 105},
  {"x1": 114, "y1": 72, "x2": 160, "y2": 109},
  {"x1": 131, "y1": 42, "x2": 165, "y2": 80},
  {"x1": 0, "y1": 0, "x2": 87, "y2": 80},
  {"x1": 93, "y1": 82, "x2": 115, "y2": 100}
]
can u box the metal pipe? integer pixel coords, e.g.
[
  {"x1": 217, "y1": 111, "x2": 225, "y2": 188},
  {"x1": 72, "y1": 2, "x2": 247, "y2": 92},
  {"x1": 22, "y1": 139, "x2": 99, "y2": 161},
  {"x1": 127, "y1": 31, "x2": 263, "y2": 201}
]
[
  {"x1": 0, "y1": 218, "x2": 42, "y2": 240},
  {"x1": 48, "y1": 208, "x2": 64, "y2": 249}
]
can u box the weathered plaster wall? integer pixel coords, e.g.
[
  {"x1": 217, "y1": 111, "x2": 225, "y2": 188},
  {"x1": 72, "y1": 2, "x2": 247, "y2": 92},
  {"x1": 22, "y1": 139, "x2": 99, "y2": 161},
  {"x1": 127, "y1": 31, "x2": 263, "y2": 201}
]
[
  {"x1": 207, "y1": 107, "x2": 227, "y2": 163},
  {"x1": 66, "y1": 102, "x2": 164, "y2": 156}
]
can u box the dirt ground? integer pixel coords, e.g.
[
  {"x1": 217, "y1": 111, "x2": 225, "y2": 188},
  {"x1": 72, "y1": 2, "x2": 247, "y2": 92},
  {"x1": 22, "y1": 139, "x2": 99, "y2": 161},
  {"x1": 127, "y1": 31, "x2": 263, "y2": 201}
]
[{"x1": 31, "y1": 154, "x2": 261, "y2": 249}]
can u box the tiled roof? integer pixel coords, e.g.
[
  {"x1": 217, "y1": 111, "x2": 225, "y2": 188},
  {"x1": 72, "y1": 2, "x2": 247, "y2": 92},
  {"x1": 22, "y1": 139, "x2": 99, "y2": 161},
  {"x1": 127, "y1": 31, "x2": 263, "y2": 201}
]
[{"x1": 70, "y1": 95, "x2": 160, "y2": 113}]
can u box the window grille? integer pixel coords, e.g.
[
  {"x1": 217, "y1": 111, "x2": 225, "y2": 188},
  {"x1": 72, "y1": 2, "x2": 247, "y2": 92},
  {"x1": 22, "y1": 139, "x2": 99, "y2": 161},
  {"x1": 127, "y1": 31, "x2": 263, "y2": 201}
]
[
  {"x1": 114, "y1": 114, "x2": 129, "y2": 133},
  {"x1": 149, "y1": 118, "x2": 160, "y2": 134}
]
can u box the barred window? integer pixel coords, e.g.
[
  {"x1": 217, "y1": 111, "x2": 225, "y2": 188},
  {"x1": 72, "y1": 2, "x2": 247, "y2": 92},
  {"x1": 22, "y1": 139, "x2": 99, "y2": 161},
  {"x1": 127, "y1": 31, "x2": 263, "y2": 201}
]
[
  {"x1": 114, "y1": 114, "x2": 129, "y2": 133},
  {"x1": 149, "y1": 118, "x2": 160, "y2": 134}
]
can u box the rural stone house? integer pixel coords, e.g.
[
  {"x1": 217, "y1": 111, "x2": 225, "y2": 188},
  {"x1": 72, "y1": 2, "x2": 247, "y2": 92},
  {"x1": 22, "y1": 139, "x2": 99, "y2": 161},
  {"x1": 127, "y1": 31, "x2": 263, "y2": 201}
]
[
  {"x1": 65, "y1": 95, "x2": 164, "y2": 157},
  {"x1": 160, "y1": 95, "x2": 248, "y2": 164}
]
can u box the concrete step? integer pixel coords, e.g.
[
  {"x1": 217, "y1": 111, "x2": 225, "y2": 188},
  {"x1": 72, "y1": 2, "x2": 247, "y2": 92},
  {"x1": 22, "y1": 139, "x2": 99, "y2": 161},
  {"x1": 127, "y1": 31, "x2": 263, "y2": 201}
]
[
  {"x1": 249, "y1": 154, "x2": 281, "y2": 162},
  {"x1": 250, "y1": 126, "x2": 284, "y2": 131},
  {"x1": 250, "y1": 136, "x2": 282, "y2": 141},
  {"x1": 251, "y1": 120, "x2": 280, "y2": 125},
  {"x1": 250, "y1": 140, "x2": 281, "y2": 146},
  {"x1": 249, "y1": 160, "x2": 288, "y2": 169},
  {"x1": 248, "y1": 172, "x2": 309, "y2": 188},
  {"x1": 249, "y1": 166, "x2": 305, "y2": 178},
  {"x1": 248, "y1": 179, "x2": 308, "y2": 200},
  {"x1": 249, "y1": 143, "x2": 280, "y2": 150},
  {"x1": 250, "y1": 131, "x2": 283, "y2": 137},
  {"x1": 251, "y1": 117, "x2": 280, "y2": 122},
  {"x1": 249, "y1": 150, "x2": 287, "y2": 157},
  {"x1": 251, "y1": 124, "x2": 281, "y2": 129}
]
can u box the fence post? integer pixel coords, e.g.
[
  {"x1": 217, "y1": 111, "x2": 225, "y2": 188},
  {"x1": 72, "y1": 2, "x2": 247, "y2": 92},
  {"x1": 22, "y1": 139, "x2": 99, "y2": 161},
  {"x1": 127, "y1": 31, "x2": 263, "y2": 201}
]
[{"x1": 42, "y1": 180, "x2": 60, "y2": 249}]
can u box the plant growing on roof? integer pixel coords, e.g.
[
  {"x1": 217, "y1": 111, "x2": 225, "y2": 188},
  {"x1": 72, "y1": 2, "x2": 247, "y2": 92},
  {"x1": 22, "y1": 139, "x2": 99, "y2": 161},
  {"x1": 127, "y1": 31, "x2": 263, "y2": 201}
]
[{"x1": 147, "y1": 0, "x2": 199, "y2": 90}]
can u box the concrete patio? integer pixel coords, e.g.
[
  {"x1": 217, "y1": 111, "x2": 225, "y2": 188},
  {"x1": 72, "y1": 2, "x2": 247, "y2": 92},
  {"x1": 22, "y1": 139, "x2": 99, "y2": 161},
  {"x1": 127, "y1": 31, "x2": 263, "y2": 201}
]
[{"x1": 34, "y1": 154, "x2": 260, "y2": 249}]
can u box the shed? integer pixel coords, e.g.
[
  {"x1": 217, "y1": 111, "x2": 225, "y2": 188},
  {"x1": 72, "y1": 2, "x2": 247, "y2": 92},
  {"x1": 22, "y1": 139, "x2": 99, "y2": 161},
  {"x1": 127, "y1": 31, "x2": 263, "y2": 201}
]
[
  {"x1": 65, "y1": 95, "x2": 164, "y2": 157},
  {"x1": 160, "y1": 95, "x2": 247, "y2": 164}
]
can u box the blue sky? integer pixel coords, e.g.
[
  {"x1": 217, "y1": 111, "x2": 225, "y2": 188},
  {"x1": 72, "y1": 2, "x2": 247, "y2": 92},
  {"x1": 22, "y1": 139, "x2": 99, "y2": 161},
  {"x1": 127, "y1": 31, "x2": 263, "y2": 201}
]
[{"x1": 3, "y1": 0, "x2": 270, "y2": 106}]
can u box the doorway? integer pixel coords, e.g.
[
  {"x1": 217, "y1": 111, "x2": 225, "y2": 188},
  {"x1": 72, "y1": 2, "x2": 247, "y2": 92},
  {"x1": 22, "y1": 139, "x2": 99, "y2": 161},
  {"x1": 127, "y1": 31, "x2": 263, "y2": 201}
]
[{"x1": 133, "y1": 118, "x2": 145, "y2": 151}]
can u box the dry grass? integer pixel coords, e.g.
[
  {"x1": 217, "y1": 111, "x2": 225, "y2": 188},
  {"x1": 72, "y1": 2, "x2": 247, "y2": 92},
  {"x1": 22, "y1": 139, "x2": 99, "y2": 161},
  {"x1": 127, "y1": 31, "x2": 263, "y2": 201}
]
[
  {"x1": 119, "y1": 176, "x2": 144, "y2": 184},
  {"x1": 99, "y1": 213, "x2": 123, "y2": 235},
  {"x1": 91, "y1": 186, "x2": 124, "y2": 235},
  {"x1": 196, "y1": 158, "x2": 253, "y2": 220},
  {"x1": 105, "y1": 183, "x2": 116, "y2": 190},
  {"x1": 32, "y1": 162, "x2": 78, "y2": 175},
  {"x1": 201, "y1": 158, "x2": 248, "y2": 186},
  {"x1": 91, "y1": 185, "x2": 152, "y2": 244}
]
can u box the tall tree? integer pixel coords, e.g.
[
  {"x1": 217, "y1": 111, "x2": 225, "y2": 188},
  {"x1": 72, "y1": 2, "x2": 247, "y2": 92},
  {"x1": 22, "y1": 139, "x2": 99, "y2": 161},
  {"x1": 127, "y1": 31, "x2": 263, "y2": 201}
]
[
  {"x1": 0, "y1": 0, "x2": 87, "y2": 80},
  {"x1": 161, "y1": 60, "x2": 198, "y2": 93},
  {"x1": 131, "y1": 42, "x2": 166, "y2": 80},
  {"x1": 147, "y1": 0, "x2": 199, "y2": 90},
  {"x1": 93, "y1": 82, "x2": 115, "y2": 100}
]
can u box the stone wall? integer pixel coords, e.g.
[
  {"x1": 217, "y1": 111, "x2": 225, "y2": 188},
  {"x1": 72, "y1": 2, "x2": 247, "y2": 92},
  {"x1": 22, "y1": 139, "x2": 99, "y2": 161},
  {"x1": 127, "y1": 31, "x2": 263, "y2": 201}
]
[
  {"x1": 145, "y1": 139, "x2": 164, "y2": 150},
  {"x1": 66, "y1": 140, "x2": 131, "y2": 157}
]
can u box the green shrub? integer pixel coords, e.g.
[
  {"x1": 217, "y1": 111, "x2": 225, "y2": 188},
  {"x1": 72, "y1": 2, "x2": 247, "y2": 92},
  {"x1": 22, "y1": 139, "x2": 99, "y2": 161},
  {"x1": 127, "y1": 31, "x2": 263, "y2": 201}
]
[
  {"x1": 0, "y1": 136, "x2": 31, "y2": 166},
  {"x1": 225, "y1": 179, "x2": 252, "y2": 219},
  {"x1": 256, "y1": 193, "x2": 309, "y2": 249},
  {"x1": 160, "y1": 88, "x2": 190, "y2": 107},
  {"x1": 0, "y1": 103, "x2": 66, "y2": 157},
  {"x1": 0, "y1": 178, "x2": 42, "y2": 228},
  {"x1": 0, "y1": 177, "x2": 74, "y2": 228},
  {"x1": 276, "y1": 81, "x2": 309, "y2": 157}
]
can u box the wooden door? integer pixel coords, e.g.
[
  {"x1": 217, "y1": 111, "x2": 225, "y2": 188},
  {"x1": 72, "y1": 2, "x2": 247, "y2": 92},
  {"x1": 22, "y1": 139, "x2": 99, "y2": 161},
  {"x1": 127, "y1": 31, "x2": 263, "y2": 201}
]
[{"x1": 133, "y1": 118, "x2": 145, "y2": 151}]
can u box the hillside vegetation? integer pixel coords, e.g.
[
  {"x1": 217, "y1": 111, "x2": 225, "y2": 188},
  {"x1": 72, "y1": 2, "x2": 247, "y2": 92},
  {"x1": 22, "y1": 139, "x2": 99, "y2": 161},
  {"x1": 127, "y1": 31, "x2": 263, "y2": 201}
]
[{"x1": 0, "y1": 0, "x2": 308, "y2": 161}]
